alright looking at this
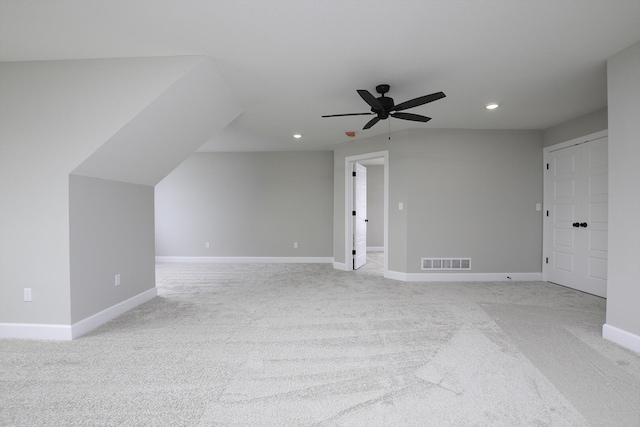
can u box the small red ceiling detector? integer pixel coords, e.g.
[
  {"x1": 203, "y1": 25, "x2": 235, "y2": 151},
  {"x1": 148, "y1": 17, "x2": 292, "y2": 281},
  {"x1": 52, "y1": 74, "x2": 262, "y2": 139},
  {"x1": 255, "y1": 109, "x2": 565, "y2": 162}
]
[{"x1": 345, "y1": 131, "x2": 356, "y2": 137}]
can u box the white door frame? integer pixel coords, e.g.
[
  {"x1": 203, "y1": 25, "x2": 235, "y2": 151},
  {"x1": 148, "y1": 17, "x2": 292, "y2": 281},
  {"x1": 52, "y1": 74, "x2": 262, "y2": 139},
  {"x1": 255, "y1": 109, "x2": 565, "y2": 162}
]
[
  {"x1": 344, "y1": 150, "x2": 389, "y2": 274},
  {"x1": 353, "y1": 162, "x2": 368, "y2": 269},
  {"x1": 542, "y1": 129, "x2": 608, "y2": 282}
]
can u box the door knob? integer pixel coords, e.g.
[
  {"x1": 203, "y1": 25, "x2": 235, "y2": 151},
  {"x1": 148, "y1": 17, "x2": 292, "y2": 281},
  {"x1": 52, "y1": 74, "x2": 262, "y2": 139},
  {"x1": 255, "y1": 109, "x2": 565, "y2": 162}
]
[
  {"x1": 365, "y1": 219, "x2": 368, "y2": 222},
  {"x1": 580, "y1": 222, "x2": 588, "y2": 228},
  {"x1": 572, "y1": 222, "x2": 580, "y2": 227}
]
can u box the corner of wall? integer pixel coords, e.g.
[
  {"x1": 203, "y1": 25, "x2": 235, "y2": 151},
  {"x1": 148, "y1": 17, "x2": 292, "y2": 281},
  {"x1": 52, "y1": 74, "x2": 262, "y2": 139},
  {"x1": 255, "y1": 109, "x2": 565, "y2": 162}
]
[{"x1": 542, "y1": 107, "x2": 608, "y2": 147}]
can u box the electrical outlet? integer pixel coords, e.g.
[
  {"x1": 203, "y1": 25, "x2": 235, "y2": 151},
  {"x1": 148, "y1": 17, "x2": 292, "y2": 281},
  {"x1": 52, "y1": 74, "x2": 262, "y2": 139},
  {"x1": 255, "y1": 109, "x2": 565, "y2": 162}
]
[
  {"x1": 23, "y1": 288, "x2": 32, "y2": 302},
  {"x1": 205, "y1": 241, "x2": 210, "y2": 249},
  {"x1": 293, "y1": 242, "x2": 298, "y2": 249},
  {"x1": 115, "y1": 274, "x2": 121, "y2": 286}
]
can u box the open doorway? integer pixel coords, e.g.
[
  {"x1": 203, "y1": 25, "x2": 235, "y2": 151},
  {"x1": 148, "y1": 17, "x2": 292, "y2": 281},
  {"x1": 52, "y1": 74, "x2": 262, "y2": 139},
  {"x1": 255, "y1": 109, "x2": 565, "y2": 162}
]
[{"x1": 344, "y1": 151, "x2": 389, "y2": 276}]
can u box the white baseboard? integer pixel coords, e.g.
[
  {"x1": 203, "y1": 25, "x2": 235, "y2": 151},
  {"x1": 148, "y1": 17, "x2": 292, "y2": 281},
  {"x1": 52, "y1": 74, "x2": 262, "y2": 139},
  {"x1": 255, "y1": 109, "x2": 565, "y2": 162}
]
[
  {"x1": 0, "y1": 288, "x2": 157, "y2": 341},
  {"x1": 603, "y1": 323, "x2": 640, "y2": 353},
  {"x1": 367, "y1": 246, "x2": 384, "y2": 252},
  {"x1": 71, "y1": 287, "x2": 157, "y2": 339},
  {"x1": 333, "y1": 261, "x2": 350, "y2": 271},
  {"x1": 156, "y1": 256, "x2": 333, "y2": 264},
  {"x1": 0, "y1": 322, "x2": 73, "y2": 340},
  {"x1": 385, "y1": 270, "x2": 407, "y2": 281},
  {"x1": 385, "y1": 271, "x2": 542, "y2": 282}
]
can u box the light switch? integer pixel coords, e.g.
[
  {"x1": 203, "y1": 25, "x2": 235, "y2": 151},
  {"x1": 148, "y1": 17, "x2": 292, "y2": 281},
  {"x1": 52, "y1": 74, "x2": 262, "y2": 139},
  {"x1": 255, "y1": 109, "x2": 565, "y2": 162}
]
[
  {"x1": 399, "y1": 202, "x2": 404, "y2": 211},
  {"x1": 536, "y1": 203, "x2": 541, "y2": 211}
]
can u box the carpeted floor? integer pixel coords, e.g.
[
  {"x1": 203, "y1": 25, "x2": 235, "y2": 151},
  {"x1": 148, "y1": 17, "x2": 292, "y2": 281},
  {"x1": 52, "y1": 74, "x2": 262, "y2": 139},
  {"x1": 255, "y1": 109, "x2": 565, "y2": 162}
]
[{"x1": 1, "y1": 254, "x2": 639, "y2": 426}]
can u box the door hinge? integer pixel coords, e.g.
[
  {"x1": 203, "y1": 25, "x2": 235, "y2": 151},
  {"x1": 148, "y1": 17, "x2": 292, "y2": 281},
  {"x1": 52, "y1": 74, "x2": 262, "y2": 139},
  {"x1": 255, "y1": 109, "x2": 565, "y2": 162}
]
[
  {"x1": 352, "y1": 250, "x2": 356, "y2": 255},
  {"x1": 546, "y1": 257, "x2": 549, "y2": 264},
  {"x1": 546, "y1": 163, "x2": 549, "y2": 170},
  {"x1": 546, "y1": 210, "x2": 549, "y2": 217},
  {"x1": 352, "y1": 171, "x2": 356, "y2": 177},
  {"x1": 352, "y1": 210, "x2": 356, "y2": 216}
]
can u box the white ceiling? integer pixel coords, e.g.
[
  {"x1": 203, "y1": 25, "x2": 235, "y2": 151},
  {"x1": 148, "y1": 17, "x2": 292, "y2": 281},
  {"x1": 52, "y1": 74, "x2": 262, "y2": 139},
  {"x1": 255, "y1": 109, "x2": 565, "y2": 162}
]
[{"x1": 1, "y1": 0, "x2": 639, "y2": 152}]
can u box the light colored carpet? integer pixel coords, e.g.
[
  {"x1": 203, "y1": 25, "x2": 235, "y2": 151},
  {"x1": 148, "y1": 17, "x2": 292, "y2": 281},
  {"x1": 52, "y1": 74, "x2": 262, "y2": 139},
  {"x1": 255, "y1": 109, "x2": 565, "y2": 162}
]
[{"x1": 1, "y1": 254, "x2": 639, "y2": 426}]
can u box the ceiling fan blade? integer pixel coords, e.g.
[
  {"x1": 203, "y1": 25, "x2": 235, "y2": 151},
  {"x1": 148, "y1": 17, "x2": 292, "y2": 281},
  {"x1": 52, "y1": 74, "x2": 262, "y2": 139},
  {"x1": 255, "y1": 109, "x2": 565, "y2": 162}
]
[
  {"x1": 357, "y1": 89, "x2": 383, "y2": 110},
  {"x1": 363, "y1": 116, "x2": 381, "y2": 130},
  {"x1": 391, "y1": 112, "x2": 432, "y2": 123},
  {"x1": 392, "y1": 91, "x2": 446, "y2": 112},
  {"x1": 322, "y1": 112, "x2": 374, "y2": 118}
]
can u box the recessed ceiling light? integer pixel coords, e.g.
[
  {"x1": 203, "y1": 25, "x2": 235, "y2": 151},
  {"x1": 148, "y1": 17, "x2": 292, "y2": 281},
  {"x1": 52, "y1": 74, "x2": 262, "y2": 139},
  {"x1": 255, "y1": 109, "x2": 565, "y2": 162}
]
[
  {"x1": 485, "y1": 103, "x2": 499, "y2": 110},
  {"x1": 293, "y1": 134, "x2": 302, "y2": 139}
]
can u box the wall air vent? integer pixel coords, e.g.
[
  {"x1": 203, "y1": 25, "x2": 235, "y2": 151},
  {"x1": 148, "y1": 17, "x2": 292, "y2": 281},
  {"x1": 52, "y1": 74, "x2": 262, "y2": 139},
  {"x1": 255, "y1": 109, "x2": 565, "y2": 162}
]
[{"x1": 421, "y1": 258, "x2": 471, "y2": 270}]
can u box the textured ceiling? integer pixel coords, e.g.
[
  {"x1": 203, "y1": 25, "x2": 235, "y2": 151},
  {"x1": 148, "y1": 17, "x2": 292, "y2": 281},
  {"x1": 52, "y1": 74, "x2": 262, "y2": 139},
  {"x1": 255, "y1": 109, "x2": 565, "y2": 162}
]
[{"x1": 1, "y1": 0, "x2": 639, "y2": 151}]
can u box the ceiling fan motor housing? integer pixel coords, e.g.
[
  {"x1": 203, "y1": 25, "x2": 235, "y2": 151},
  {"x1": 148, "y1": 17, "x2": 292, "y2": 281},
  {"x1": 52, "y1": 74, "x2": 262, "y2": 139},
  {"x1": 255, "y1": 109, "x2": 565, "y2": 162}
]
[{"x1": 374, "y1": 96, "x2": 394, "y2": 118}]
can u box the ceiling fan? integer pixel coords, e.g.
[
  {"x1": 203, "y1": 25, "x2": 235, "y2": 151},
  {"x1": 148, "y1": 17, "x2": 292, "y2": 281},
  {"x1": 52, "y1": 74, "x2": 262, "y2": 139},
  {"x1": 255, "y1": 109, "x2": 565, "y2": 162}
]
[{"x1": 322, "y1": 84, "x2": 446, "y2": 130}]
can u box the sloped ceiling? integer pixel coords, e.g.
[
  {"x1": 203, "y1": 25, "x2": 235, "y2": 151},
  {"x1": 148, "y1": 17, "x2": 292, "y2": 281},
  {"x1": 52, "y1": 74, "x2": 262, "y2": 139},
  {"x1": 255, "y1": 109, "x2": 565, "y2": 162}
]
[
  {"x1": 1, "y1": 0, "x2": 639, "y2": 151},
  {"x1": 0, "y1": 56, "x2": 214, "y2": 173},
  {"x1": 0, "y1": 55, "x2": 241, "y2": 186},
  {"x1": 72, "y1": 57, "x2": 242, "y2": 185}
]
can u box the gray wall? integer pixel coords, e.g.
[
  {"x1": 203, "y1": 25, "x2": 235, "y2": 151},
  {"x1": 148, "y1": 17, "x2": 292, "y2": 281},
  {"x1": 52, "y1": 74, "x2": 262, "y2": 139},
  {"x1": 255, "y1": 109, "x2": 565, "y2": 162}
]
[
  {"x1": 69, "y1": 175, "x2": 156, "y2": 323},
  {"x1": 606, "y1": 41, "x2": 640, "y2": 339},
  {"x1": 155, "y1": 151, "x2": 334, "y2": 257},
  {"x1": 366, "y1": 165, "x2": 384, "y2": 248},
  {"x1": 403, "y1": 129, "x2": 543, "y2": 273},
  {"x1": 543, "y1": 107, "x2": 608, "y2": 147},
  {"x1": 334, "y1": 129, "x2": 543, "y2": 274},
  {"x1": 0, "y1": 57, "x2": 239, "y2": 329}
]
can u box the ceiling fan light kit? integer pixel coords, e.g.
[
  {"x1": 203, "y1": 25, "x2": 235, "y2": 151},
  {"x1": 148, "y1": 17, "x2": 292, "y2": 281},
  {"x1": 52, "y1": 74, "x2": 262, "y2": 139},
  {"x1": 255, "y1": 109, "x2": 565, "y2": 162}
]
[{"x1": 322, "y1": 84, "x2": 446, "y2": 130}]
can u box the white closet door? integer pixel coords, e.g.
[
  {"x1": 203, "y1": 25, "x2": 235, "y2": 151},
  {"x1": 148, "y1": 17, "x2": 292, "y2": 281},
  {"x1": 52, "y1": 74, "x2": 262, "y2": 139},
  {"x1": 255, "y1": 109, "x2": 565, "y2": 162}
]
[{"x1": 546, "y1": 137, "x2": 608, "y2": 297}]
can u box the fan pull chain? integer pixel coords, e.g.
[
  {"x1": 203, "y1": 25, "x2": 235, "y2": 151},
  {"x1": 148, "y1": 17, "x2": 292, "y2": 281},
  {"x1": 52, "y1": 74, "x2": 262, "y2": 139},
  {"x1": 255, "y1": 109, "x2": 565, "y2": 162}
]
[{"x1": 388, "y1": 118, "x2": 391, "y2": 140}]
